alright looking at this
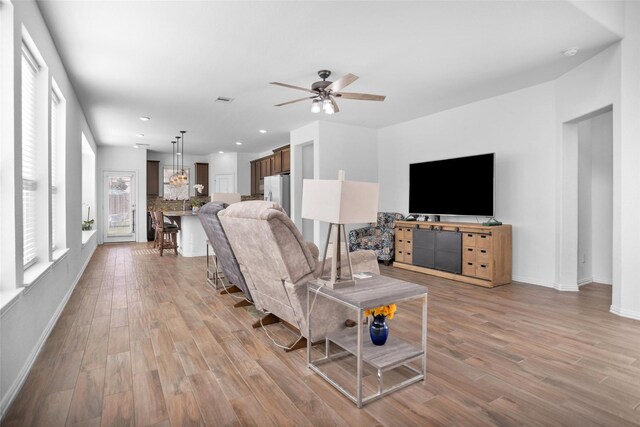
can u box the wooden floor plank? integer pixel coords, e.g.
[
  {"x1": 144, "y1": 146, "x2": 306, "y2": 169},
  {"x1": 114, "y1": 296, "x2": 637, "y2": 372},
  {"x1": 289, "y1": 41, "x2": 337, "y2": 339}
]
[{"x1": 5, "y1": 243, "x2": 640, "y2": 427}]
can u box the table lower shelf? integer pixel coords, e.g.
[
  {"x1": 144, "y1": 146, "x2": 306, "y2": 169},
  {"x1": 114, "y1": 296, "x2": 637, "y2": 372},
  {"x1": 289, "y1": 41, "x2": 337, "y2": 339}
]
[{"x1": 326, "y1": 327, "x2": 423, "y2": 371}]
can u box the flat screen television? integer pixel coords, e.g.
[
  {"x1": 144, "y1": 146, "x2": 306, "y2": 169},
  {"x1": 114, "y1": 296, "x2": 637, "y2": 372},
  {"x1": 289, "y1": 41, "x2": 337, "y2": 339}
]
[{"x1": 409, "y1": 153, "x2": 495, "y2": 217}]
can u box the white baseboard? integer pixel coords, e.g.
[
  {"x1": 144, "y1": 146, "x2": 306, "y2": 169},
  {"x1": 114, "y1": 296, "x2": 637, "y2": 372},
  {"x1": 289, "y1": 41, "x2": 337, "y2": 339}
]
[
  {"x1": 578, "y1": 277, "x2": 592, "y2": 286},
  {"x1": 0, "y1": 245, "x2": 96, "y2": 420},
  {"x1": 610, "y1": 305, "x2": 640, "y2": 321},
  {"x1": 511, "y1": 275, "x2": 556, "y2": 288},
  {"x1": 553, "y1": 283, "x2": 580, "y2": 292},
  {"x1": 593, "y1": 277, "x2": 612, "y2": 285}
]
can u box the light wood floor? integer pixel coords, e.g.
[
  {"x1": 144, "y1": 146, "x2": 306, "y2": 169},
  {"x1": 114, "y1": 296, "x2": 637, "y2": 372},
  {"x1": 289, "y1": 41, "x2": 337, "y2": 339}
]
[{"x1": 4, "y1": 243, "x2": 640, "y2": 426}]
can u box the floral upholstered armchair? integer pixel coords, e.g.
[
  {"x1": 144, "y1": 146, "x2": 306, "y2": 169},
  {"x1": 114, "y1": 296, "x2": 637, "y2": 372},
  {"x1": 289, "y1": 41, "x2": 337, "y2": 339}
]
[{"x1": 348, "y1": 212, "x2": 405, "y2": 265}]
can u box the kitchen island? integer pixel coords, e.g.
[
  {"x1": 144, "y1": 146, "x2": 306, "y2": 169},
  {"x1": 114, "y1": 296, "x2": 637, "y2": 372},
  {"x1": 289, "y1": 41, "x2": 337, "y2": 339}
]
[{"x1": 163, "y1": 210, "x2": 207, "y2": 257}]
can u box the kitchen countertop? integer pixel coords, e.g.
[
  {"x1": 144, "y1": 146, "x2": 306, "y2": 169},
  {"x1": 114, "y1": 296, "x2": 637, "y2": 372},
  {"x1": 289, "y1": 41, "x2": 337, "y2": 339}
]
[{"x1": 163, "y1": 210, "x2": 198, "y2": 217}]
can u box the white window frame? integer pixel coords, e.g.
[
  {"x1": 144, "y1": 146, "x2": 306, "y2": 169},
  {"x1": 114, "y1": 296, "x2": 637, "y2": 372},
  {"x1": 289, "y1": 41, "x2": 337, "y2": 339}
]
[
  {"x1": 21, "y1": 28, "x2": 50, "y2": 281},
  {"x1": 50, "y1": 81, "x2": 66, "y2": 254}
]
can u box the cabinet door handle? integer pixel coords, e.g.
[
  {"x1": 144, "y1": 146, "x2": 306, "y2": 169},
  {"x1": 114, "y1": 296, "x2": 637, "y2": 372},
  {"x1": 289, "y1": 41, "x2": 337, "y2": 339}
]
[
  {"x1": 480, "y1": 264, "x2": 487, "y2": 268},
  {"x1": 467, "y1": 262, "x2": 473, "y2": 266},
  {"x1": 480, "y1": 250, "x2": 486, "y2": 253},
  {"x1": 467, "y1": 248, "x2": 473, "y2": 251},
  {"x1": 480, "y1": 235, "x2": 487, "y2": 239}
]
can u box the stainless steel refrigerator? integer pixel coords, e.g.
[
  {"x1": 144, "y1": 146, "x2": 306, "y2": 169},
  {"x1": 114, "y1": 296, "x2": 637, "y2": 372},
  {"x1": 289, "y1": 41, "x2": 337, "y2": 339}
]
[{"x1": 264, "y1": 175, "x2": 290, "y2": 216}]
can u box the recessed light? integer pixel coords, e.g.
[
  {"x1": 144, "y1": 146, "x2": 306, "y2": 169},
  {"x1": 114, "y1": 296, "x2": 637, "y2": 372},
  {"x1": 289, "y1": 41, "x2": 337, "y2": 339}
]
[
  {"x1": 139, "y1": 116, "x2": 150, "y2": 121},
  {"x1": 177, "y1": 152, "x2": 182, "y2": 156},
  {"x1": 235, "y1": 141, "x2": 243, "y2": 145},
  {"x1": 136, "y1": 133, "x2": 144, "y2": 137},
  {"x1": 218, "y1": 151, "x2": 224, "y2": 154},
  {"x1": 562, "y1": 47, "x2": 579, "y2": 57},
  {"x1": 133, "y1": 144, "x2": 139, "y2": 149},
  {"x1": 259, "y1": 129, "x2": 268, "y2": 134}
]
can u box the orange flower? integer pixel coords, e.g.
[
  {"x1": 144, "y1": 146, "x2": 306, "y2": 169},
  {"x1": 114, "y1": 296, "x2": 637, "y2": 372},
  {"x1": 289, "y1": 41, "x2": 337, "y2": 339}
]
[{"x1": 365, "y1": 304, "x2": 398, "y2": 320}]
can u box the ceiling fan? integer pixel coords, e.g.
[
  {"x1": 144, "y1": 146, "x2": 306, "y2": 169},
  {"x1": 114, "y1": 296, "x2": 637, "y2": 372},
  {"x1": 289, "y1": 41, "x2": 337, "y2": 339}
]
[{"x1": 270, "y1": 70, "x2": 386, "y2": 114}]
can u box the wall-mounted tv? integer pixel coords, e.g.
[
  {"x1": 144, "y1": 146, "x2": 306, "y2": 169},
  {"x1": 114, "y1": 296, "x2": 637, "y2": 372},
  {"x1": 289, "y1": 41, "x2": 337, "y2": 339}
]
[{"x1": 409, "y1": 153, "x2": 495, "y2": 217}]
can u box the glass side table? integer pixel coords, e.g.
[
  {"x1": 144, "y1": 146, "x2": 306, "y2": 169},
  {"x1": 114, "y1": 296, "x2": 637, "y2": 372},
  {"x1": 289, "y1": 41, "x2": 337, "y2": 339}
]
[{"x1": 307, "y1": 274, "x2": 427, "y2": 408}]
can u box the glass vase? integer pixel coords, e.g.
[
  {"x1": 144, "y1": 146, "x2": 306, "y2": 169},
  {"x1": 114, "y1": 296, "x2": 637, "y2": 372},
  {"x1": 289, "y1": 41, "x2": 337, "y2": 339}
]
[{"x1": 369, "y1": 314, "x2": 389, "y2": 346}]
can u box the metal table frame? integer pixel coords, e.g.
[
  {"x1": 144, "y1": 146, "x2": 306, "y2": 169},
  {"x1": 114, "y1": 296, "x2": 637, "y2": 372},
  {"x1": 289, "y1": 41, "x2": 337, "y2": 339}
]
[
  {"x1": 206, "y1": 240, "x2": 224, "y2": 289},
  {"x1": 306, "y1": 277, "x2": 427, "y2": 408}
]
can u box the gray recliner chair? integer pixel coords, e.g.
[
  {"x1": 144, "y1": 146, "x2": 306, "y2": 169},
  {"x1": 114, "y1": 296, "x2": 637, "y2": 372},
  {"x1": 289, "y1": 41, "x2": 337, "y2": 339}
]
[
  {"x1": 198, "y1": 202, "x2": 253, "y2": 303},
  {"x1": 218, "y1": 201, "x2": 379, "y2": 348}
]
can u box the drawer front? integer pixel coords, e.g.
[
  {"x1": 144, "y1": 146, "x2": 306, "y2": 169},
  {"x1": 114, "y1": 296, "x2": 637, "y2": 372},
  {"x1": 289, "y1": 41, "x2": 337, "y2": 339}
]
[
  {"x1": 476, "y1": 262, "x2": 493, "y2": 279},
  {"x1": 404, "y1": 228, "x2": 414, "y2": 239},
  {"x1": 396, "y1": 249, "x2": 404, "y2": 263},
  {"x1": 396, "y1": 228, "x2": 405, "y2": 239},
  {"x1": 476, "y1": 233, "x2": 492, "y2": 249},
  {"x1": 404, "y1": 237, "x2": 413, "y2": 250},
  {"x1": 476, "y1": 247, "x2": 491, "y2": 263},
  {"x1": 463, "y1": 232, "x2": 477, "y2": 247},
  {"x1": 462, "y1": 261, "x2": 476, "y2": 276},
  {"x1": 463, "y1": 246, "x2": 476, "y2": 263},
  {"x1": 404, "y1": 250, "x2": 413, "y2": 265}
]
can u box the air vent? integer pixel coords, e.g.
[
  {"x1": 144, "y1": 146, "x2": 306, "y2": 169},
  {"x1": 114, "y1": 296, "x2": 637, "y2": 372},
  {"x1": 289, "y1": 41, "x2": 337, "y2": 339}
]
[{"x1": 215, "y1": 96, "x2": 234, "y2": 104}]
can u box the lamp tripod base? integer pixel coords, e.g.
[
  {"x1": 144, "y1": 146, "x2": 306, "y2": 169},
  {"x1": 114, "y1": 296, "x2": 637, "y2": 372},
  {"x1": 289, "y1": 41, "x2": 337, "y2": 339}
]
[{"x1": 319, "y1": 223, "x2": 356, "y2": 289}]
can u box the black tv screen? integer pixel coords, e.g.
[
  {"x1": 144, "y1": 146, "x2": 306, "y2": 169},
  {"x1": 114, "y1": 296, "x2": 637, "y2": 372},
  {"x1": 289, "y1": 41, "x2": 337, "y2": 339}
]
[{"x1": 409, "y1": 153, "x2": 495, "y2": 216}]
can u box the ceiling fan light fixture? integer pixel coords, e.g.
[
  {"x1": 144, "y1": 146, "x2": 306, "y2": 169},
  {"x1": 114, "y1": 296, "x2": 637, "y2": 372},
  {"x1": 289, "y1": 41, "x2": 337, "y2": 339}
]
[
  {"x1": 311, "y1": 100, "x2": 322, "y2": 114},
  {"x1": 323, "y1": 98, "x2": 334, "y2": 114}
]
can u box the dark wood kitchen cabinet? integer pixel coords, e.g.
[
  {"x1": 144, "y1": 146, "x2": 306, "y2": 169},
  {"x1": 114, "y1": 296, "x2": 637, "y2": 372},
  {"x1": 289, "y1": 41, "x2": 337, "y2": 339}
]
[
  {"x1": 194, "y1": 162, "x2": 209, "y2": 196},
  {"x1": 147, "y1": 160, "x2": 160, "y2": 196},
  {"x1": 249, "y1": 145, "x2": 290, "y2": 196}
]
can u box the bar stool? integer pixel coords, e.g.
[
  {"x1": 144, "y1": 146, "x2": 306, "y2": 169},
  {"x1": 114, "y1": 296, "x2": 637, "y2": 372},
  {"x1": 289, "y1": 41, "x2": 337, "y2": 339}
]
[{"x1": 152, "y1": 211, "x2": 179, "y2": 256}]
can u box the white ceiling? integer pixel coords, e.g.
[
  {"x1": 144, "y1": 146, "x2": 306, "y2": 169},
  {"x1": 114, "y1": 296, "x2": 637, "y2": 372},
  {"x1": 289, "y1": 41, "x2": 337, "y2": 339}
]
[{"x1": 37, "y1": 1, "x2": 621, "y2": 155}]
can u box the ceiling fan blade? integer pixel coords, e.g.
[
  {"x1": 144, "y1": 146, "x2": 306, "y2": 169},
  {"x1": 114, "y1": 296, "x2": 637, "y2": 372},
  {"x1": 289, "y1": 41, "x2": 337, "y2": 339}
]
[
  {"x1": 274, "y1": 96, "x2": 316, "y2": 107},
  {"x1": 330, "y1": 96, "x2": 340, "y2": 113},
  {"x1": 270, "y1": 82, "x2": 316, "y2": 94},
  {"x1": 325, "y1": 73, "x2": 358, "y2": 93},
  {"x1": 336, "y1": 92, "x2": 386, "y2": 101}
]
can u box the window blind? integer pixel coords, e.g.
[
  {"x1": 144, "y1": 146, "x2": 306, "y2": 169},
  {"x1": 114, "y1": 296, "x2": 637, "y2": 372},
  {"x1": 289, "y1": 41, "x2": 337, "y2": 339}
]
[
  {"x1": 51, "y1": 91, "x2": 60, "y2": 250},
  {"x1": 22, "y1": 47, "x2": 38, "y2": 268}
]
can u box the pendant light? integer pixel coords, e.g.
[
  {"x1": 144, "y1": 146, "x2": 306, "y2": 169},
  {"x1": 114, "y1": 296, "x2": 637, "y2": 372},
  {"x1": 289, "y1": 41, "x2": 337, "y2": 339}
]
[
  {"x1": 170, "y1": 135, "x2": 182, "y2": 186},
  {"x1": 170, "y1": 139, "x2": 177, "y2": 186},
  {"x1": 177, "y1": 130, "x2": 187, "y2": 185}
]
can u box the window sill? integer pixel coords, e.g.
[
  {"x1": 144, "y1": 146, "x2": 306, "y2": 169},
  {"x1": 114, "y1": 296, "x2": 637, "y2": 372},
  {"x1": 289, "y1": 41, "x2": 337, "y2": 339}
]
[
  {"x1": 82, "y1": 230, "x2": 97, "y2": 246},
  {"x1": 23, "y1": 260, "x2": 54, "y2": 288},
  {"x1": 0, "y1": 288, "x2": 25, "y2": 318},
  {"x1": 52, "y1": 247, "x2": 70, "y2": 263}
]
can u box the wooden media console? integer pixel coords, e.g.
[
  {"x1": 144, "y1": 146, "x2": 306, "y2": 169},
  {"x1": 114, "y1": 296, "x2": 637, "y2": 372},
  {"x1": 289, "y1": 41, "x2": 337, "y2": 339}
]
[{"x1": 394, "y1": 221, "x2": 512, "y2": 288}]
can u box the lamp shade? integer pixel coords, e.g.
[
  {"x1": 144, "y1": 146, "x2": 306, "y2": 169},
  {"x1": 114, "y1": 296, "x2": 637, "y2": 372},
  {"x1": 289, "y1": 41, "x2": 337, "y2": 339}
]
[
  {"x1": 301, "y1": 178, "x2": 379, "y2": 224},
  {"x1": 211, "y1": 192, "x2": 242, "y2": 205}
]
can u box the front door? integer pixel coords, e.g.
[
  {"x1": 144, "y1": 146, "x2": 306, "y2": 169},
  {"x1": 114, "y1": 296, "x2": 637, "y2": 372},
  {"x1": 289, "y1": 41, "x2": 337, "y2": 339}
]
[{"x1": 104, "y1": 171, "x2": 136, "y2": 243}]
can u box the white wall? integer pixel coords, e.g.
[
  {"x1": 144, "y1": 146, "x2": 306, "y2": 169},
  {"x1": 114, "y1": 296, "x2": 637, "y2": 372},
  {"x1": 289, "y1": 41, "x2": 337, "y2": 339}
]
[
  {"x1": 237, "y1": 152, "x2": 257, "y2": 195},
  {"x1": 378, "y1": 82, "x2": 558, "y2": 286},
  {"x1": 146, "y1": 150, "x2": 209, "y2": 197},
  {"x1": 577, "y1": 119, "x2": 593, "y2": 283},
  {"x1": 578, "y1": 111, "x2": 613, "y2": 285},
  {"x1": 591, "y1": 112, "x2": 613, "y2": 284},
  {"x1": 97, "y1": 146, "x2": 147, "y2": 243},
  {"x1": 614, "y1": 1, "x2": 640, "y2": 319},
  {"x1": 1, "y1": 0, "x2": 98, "y2": 417},
  {"x1": 291, "y1": 121, "x2": 378, "y2": 250},
  {"x1": 208, "y1": 152, "x2": 238, "y2": 193}
]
